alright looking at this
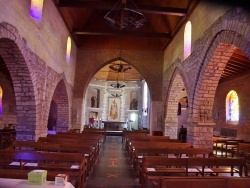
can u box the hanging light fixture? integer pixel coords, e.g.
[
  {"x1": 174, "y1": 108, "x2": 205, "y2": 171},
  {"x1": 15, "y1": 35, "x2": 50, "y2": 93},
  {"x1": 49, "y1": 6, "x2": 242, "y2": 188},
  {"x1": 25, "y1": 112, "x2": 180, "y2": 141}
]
[
  {"x1": 111, "y1": 93, "x2": 122, "y2": 97},
  {"x1": 104, "y1": 0, "x2": 147, "y2": 30},
  {"x1": 109, "y1": 34, "x2": 132, "y2": 73},
  {"x1": 109, "y1": 62, "x2": 131, "y2": 72},
  {"x1": 111, "y1": 73, "x2": 125, "y2": 88}
]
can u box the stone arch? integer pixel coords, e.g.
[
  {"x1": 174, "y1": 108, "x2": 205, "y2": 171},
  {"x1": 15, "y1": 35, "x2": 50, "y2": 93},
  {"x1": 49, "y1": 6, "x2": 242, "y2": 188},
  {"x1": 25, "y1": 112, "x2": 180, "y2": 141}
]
[
  {"x1": 192, "y1": 30, "x2": 250, "y2": 123},
  {"x1": 164, "y1": 68, "x2": 186, "y2": 139},
  {"x1": 0, "y1": 23, "x2": 36, "y2": 141},
  {"x1": 50, "y1": 79, "x2": 70, "y2": 132}
]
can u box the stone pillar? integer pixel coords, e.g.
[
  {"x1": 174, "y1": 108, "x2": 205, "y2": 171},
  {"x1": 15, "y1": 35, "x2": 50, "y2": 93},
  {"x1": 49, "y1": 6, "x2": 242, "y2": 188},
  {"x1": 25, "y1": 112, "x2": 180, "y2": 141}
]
[
  {"x1": 149, "y1": 101, "x2": 164, "y2": 135},
  {"x1": 164, "y1": 120, "x2": 178, "y2": 139},
  {"x1": 187, "y1": 122, "x2": 214, "y2": 148},
  {"x1": 72, "y1": 98, "x2": 85, "y2": 132}
]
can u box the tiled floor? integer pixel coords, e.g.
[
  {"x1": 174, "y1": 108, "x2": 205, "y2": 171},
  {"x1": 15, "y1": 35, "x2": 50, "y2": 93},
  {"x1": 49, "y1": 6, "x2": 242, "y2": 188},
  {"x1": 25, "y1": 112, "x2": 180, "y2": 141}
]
[{"x1": 86, "y1": 136, "x2": 140, "y2": 188}]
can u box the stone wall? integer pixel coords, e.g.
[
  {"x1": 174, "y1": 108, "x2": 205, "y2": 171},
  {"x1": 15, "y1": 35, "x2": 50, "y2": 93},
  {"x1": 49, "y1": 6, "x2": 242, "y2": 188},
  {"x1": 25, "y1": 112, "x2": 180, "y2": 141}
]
[
  {"x1": 214, "y1": 73, "x2": 250, "y2": 141},
  {"x1": 0, "y1": 4, "x2": 74, "y2": 140},
  {"x1": 163, "y1": 7, "x2": 250, "y2": 148},
  {"x1": 0, "y1": 0, "x2": 77, "y2": 83}
]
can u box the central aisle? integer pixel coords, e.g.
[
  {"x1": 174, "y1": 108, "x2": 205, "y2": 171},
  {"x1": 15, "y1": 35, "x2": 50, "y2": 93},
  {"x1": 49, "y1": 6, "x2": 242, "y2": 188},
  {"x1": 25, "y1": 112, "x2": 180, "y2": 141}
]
[{"x1": 86, "y1": 136, "x2": 140, "y2": 188}]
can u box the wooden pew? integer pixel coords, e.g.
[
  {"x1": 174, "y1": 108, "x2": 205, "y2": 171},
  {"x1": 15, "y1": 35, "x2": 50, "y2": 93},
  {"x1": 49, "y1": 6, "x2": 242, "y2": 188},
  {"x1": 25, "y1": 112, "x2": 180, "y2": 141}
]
[
  {"x1": 133, "y1": 147, "x2": 213, "y2": 173},
  {"x1": 60, "y1": 144, "x2": 95, "y2": 175},
  {"x1": 0, "y1": 150, "x2": 86, "y2": 188},
  {"x1": 232, "y1": 142, "x2": 250, "y2": 157},
  {"x1": 188, "y1": 157, "x2": 245, "y2": 177},
  {"x1": 220, "y1": 140, "x2": 244, "y2": 158},
  {"x1": 129, "y1": 142, "x2": 192, "y2": 162},
  {"x1": 38, "y1": 136, "x2": 100, "y2": 161},
  {"x1": 82, "y1": 128, "x2": 106, "y2": 142},
  {"x1": 12, "y1": 140, "x2": 61, "y2": 152},
  {"x1": 125, "y1": 135, "x2": 174, "y2": 153},
  {"x1": 160, "y1": 177, "x2": 250, "y2": 188},
  {"x1": 141, "y1": 157, "x2": 189, "y2": 188},
  {"x1": 122, "y1": 130, "x2": 148, "y2": 143},
  {"x1": 11, "y1": 140, "x2": 94, "y2": 176},
  {"x1": 141, "y1": 156, "x2": 246, "y2": 188}
]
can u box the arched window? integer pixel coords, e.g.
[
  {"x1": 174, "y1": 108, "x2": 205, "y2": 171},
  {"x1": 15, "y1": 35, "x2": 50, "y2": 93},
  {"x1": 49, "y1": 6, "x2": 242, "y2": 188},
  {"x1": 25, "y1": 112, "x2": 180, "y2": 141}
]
[
  {"x1": 226, "y1": 90, "x2": 239, "y2": 122},
  {"x1": 0, "y1": 86, "x2": 3, "y2": 115},
  {"x1": 143, "y1": 82, "x2": 148, "y2": 116},
  {"x1": 184, "y1": 21, "x2": 192, "y2": 59},
  {"x1": 66, "y1": 37, "x2": 72, "y2": 63},
  {"x1": 30, "y1": 0, "x2": 44, "y2": 23}
]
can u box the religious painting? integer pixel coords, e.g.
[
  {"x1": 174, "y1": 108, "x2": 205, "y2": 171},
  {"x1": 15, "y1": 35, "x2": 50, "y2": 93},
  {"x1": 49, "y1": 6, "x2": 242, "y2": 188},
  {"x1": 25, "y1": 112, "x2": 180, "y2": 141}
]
[{"x1": 108, "y1": 98, "x2": 120, "y2": 121}]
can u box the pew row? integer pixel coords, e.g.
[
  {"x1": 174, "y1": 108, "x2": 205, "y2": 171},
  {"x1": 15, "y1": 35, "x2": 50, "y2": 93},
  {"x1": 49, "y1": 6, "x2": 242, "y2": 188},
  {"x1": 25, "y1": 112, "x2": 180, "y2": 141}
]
[
  {"x1": 0, "y1": 150, "x2": 86, "y2": 188},
  {"x1": 141, "y1": 156, "x2": 246, "y2": 188},
  {"x1": 11, "y1": 140, "x2": 94, "y2": 175},
  {"x1": 160, "y1": 177, "x2": 250, "y2": 188},
  {"x1": 133, "y1": 147, "x2": 213, "y2": 173},
  {"x1": 129, "y1": 142, "x2": 192, "y2": 162}
]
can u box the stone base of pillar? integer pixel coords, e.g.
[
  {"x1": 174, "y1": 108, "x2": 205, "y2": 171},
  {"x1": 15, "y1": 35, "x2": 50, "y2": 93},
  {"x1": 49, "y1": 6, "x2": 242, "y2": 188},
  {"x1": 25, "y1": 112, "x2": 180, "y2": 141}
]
[
  {"x1": 16, "y1": 129, "x2": 47, "y2": 141},
  {"x1": 187, "y1": 122, "x2": 214, "y2": 148},
  {"x1": 164, "y1": 121, "x2": 178, "y2": 139}
]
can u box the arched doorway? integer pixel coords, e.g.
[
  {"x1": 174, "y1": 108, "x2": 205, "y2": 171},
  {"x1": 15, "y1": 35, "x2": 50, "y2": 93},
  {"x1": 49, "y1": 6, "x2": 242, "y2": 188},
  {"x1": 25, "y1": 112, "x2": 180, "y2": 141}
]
[
  {"x1": 47, "y1": 100, "x2": 57, "y2": 131},
  {"x1": 48, "y1": 80, "x2": 70, "y2": 132},
  {"x1": 0, "y1": 37, "x2": 36, "y2": 140},
  {"x1": 165, "y1": 71, "x2": 186, "y2": 139},
  {"x1": 85, "y1": 59, "x2": 148, "y2": 131}
]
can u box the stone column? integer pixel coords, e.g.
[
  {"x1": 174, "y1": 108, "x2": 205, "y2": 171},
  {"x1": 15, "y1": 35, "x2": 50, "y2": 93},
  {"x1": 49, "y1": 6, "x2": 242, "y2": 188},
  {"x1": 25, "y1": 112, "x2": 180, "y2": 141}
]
[
  {"x1": 187, "y1": 122, "x2": 214, "y2": 148},
  {"x1": 72, "y1": 98, "x2": 85, "y2": 132},
  {"x1": 149, "y1": 101, "x2": 164, "y2": 135},
  {"x1": 164, "y1": 120, "x2": 178, "y2": 139}
]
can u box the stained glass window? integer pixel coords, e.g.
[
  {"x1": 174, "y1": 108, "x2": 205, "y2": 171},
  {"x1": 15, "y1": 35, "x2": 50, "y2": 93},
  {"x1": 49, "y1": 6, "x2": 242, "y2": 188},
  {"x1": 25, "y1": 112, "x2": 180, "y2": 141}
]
[
  {"x1": 0, "y1": 86, "x2": 2, "y2": 115},
  {"x1": 226, "y1": 90, "x2": 239, "y2": 122},
  {"x1": 66, "y1": 37, "x2": 72, "y2": 63},
  {"x1": 184, "y1": 21, "x2": 192, "y2": 59},
  {"x1": 143, "y1": 82, "x2": 148, "y2": 116},
  {"x1": 30, "y1": 0, "x2": 44, "y2": 23}
]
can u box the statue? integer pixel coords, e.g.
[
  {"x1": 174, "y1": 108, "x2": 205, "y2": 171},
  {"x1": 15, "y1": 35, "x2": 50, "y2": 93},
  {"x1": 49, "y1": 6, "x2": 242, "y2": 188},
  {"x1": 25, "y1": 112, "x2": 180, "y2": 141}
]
[
  {"x1": 91, "y1": 96, "x2": 97, "y2": 107},
  {"x1": 130, "y1": 98, "x2": 138, "y2": 110}
]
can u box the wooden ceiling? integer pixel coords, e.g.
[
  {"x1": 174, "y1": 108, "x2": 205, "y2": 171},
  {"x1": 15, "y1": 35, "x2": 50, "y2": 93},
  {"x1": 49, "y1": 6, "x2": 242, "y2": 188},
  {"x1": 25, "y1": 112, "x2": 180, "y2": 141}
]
[
  {"x1": 51, "y1": 1, "x2": 250, "y2": 82},
  {"x1": 220, "y1": 48, "x2": 250, "y2": 83},
  {"x1": 53, "y1": 0, "x2": 200, "y2": 51},
  {"x1": 93, "y1": 61, "x2": 143, "y2": 81},
  {"x1": 53, "y1": 0, "x2": 200, "y2": 81}
]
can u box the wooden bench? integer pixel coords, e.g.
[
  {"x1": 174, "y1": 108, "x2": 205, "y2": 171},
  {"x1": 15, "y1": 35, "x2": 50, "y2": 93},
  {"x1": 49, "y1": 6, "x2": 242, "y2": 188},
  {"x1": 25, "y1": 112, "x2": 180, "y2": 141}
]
[
  {"x1": 133, "y1": 147, "x2": 213, "y2": 173},
  {"x1": 232, "y1": 142, "x2": 250, "y2": 157},
  {"x1": 125, "y1": 136, "x2": 174, "y2": 153},
  {"x1": 122, "y1": 130, "x2": 148, "y2": 143},
  {"x1": 38, "y1": 136, "x2": 100, "y2": 160},
  {"x1": 220, "y1": 140, "x2": 244, "y2": 158},
  {"x1": 141, "y1": 156, "x2": 246, "y2": 188},
  {"x1": 12, "y1": 140, "x2": 61, "y2": 152},
  {"x1": 82, "y1": 128, "x2": 106, "y2": 142},
  {"x1": 0, "y1": 150, "x2": 86, "y2": 188},
  {"x1": 160, "y1": 177, "x2": 250, "y2": 188},
  {"x1": 129, "y1": 142, "x2": 192, "y2": 162},
  {"x1": 11, "y1": 140, "x2": 94, "y2": 176}
]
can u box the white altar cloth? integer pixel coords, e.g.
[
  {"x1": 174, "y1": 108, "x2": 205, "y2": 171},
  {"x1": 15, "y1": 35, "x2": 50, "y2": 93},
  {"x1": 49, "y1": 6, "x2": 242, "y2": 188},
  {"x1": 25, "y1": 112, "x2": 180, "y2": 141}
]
[{"x1": 0, "y1": 178, "x2": 75, "y2": 188}]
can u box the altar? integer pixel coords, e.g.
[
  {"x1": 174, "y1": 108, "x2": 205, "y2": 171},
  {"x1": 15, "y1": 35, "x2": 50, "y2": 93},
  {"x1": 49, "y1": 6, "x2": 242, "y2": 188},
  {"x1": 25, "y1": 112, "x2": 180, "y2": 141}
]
[{"x1": 102, "y1": 121, "x2": 127, "y2": 131}]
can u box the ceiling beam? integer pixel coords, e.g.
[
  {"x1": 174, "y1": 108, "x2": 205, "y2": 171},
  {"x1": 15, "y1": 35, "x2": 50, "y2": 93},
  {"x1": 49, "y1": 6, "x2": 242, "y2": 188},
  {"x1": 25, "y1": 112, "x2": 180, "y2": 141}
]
[
  {"x1": 73, "y1": 29, "x2": 171, "y2": 38},
  {"x1": 57, "y1": 0, "x2": 187, "y2": 16}
]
